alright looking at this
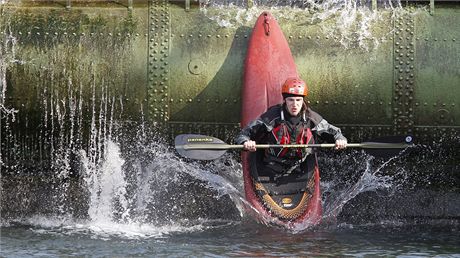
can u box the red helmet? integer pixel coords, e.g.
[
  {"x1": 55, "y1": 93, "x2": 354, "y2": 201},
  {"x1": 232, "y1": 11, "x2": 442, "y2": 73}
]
[{"x1": 281, "y1": 78, "x2": 308, "y2": 97}]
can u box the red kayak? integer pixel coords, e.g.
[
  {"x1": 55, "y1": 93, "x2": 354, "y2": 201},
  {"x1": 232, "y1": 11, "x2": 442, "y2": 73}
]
[{"x1": 241, "y1": 12, "x2": 322, "y2": 228}]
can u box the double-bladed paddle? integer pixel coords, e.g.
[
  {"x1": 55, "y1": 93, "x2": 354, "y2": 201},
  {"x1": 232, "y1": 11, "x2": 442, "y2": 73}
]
[{"x1": 174, "y1": 134, "x2": 414, "y2": 160}]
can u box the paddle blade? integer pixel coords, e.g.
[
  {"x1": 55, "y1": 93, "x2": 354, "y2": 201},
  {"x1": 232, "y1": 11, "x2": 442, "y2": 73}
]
[
  {"x1": 174, "y1": 134, "x2": 227, "y2": 160},
  {"x1": 363, "y1": 135, "x2": 414, "y2": 158}
]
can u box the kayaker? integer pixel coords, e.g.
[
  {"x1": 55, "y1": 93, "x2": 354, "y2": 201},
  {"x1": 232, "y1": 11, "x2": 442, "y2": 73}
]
[{"x1": 235, "y1": 77, "x2": 347, "y2": 176}]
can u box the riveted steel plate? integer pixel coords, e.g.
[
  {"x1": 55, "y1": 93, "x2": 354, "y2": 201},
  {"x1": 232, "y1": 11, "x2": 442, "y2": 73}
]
[
  {"x1": 280, "y1": 12, "x2": 395, "y2": 127},
  {"x1": 167, "y1": 4, "x2": 247, "y2": 124},
  {"x1": 188, "y1": 59, "x2": 204, "y2": 75},
  {"x1": 392, "y1": 10, "x2": 416, "y2": 135},
  {"x1": 148, "y1": 0, "x2": 171, "y2": 122},
  {"x1": 413, "y1": 7, "x2": 460, "y2": 128}
]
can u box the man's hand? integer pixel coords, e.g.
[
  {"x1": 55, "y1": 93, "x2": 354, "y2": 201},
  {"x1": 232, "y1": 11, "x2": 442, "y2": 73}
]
[
  {"x1": 335, "y1": 139, "x2": 347, "y2": 150},
  {"x1": 243, "y1": 140, "x2": 257, "y2": 152}
]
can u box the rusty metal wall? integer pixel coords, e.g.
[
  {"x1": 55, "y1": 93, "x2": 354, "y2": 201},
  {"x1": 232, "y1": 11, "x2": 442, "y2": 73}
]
[{"x1": 0, "y1": 1, "x2": 459, "y2": 173}]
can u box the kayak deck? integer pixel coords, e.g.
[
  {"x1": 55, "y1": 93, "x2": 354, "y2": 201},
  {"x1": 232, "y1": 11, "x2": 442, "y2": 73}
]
[{"x1": 248, "y1": 150, "x2": 317, "y2": 221}]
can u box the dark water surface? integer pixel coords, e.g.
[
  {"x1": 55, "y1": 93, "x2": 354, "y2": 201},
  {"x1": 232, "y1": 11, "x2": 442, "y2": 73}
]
[{"x1": 1, "y1": 218, "x2": 459, "y2": 257}]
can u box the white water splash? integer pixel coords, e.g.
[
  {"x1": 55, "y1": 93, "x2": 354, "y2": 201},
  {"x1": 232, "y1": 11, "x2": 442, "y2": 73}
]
[
  {"x1": 324, "y1": 160, "x2": 389, "y2": 218},
  {"x1": 0, "y1": 136, "x2": 240, "y2": 239},
  {"x1": 72, "y1": 131, "x2": 244, "y2": 237},
  {"x1": 318, "y1": 152, "x2": 408, "y2": 228},
  {"x1": 82, "y1": 140, "x2": 130, "y2": 223},
  {"x1": 199, "y1": 0, "x2": 404, "y2": 50},
  {"x1": 10, "y1": 215, "x2": 235, "y2": 240}
]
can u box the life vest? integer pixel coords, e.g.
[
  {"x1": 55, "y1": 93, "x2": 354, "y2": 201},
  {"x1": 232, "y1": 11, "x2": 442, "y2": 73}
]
[{"x1": 270, "y1": 109, "x2": 314, "y2": 160}]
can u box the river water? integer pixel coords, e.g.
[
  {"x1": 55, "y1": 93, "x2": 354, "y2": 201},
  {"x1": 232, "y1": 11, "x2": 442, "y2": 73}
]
[{"x1": 1, "y1": 218, "x2": 459, "y2": 257}]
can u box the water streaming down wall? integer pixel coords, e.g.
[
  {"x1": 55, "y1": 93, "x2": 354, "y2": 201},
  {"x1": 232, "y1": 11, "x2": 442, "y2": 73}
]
[
  {"x1": 0, "y1": 2, "x2": 240, "y2": 223},
  {"x1": 0, "y1": 0, "x2": 459, "y2": 224}
]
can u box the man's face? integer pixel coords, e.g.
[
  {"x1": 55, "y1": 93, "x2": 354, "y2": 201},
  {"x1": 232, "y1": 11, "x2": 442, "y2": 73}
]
[{"x1": 284, "y1": 96, "x2": 304, "y2": 116}]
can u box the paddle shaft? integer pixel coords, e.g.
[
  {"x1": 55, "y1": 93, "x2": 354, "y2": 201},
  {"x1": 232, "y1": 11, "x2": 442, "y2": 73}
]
[
  {"x1": 175, "y1": 134, "x2": 413, "y2": 160},
  {"x1": 182, "y1": 142, "x2": 405, "y2": 150}
]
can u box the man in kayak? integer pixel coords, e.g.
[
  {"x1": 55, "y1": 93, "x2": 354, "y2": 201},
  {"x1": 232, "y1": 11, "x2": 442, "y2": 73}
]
[{"x1": 235, "y1": 77, "x2": 347, "y2": 176}]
